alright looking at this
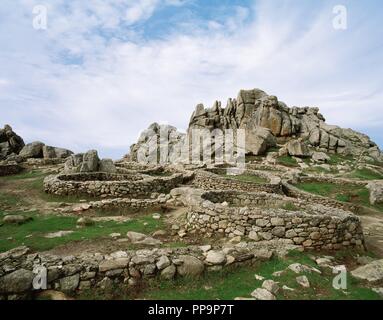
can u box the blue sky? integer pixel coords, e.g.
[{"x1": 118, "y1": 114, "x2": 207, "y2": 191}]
[{"x1": 1, "y1": 0, "x2": 382, "y2": 159}]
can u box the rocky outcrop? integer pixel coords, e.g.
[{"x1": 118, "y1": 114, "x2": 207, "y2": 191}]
[
  {"x1": 367, "y1": 181, "x2": 383, "y2": 205},
  {"x1": 312, "y1": 151, "x2": 330, "y2": 163},
  {"x1": 245, "y1": 127, "x2": 276, "y2": 156},
  {"x1": 0, "y1": 125, "x2": 25, "y2": 160},
  {"x1": 63, "y1": 150, "x2": 116, "y2": 174},
  {"x1": 0, "y1": 124, "x2": 72, "y2": 162},
  {"x1": 286, "y1": 139, "x2": 310, "y2": 158},
  {"x1": 130, "y1": 88, "x2": 382, "y2": 163},
  {"x1": 19, "y1": 142, "x2": 72, "y2": 160},
  {"x1": 129, "y1": 123, "x2": 186, "y2": 164},
  {"x1": 188, "y1": 88, "x2": 382, "y2": 159},
  {"x1": 351, "y1": 259, "x2": 383, "y2": 282}
]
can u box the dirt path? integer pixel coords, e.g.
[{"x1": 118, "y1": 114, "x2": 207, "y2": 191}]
[{"x1": 0, "y1": 175, "x2": 75, "y2": 214}]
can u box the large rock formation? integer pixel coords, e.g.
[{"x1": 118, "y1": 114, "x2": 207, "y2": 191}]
[
  {"x1": 19, "y1": 142, "x2": 73, "y2": 160},
  {"x1": 63, "y1": 150, "x2": 117, "y2": 174},
  {"x1": 129, "y1": 123, "x2": 187, "y2": 163},
  {"x1": 0, "y1": 124, "x2": 73, "y2": 162},
  {"x1": 188, "y1": 89, "x2": 382, "y2": 158},
  {"x1": 129, "y1": 88, "x2": 382, "y2": 163},
  {"x1": 0, "y1": 125, "x2": 25, "y2": 160}
]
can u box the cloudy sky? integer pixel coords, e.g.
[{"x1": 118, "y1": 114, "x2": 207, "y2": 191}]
[{"x1": 1, "y1": 0, "x2": 382, "y2": 159}]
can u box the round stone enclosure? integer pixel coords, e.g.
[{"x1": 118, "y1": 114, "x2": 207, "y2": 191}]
[
  {"x1": 185, "y1": 190, "x2": 365, "y2": 250},
  {"x1": 44, "y1": 171, "x2": 184, "y2": 198}
]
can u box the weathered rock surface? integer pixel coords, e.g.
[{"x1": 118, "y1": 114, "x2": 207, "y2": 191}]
[
  {"x1": 250, "y1": 288, "x2": 276, "y2": 300},
  {"x1": 286, "y1": 139, "x2": 310, "y2": 157},
  {"x1": 262, "y1": 280, "x2": 280, "y2": 294},
  {"x1": 129, "y1": 123, "x2": 186, "y2": 164},
  {"x1": 130, "y1": 88, "x2": 382, "y2": 162},
  {"x1": 0, "y1": 125, "x2": 25, "y2": 160},
  {"x1": 367, "y1": 182, "x2": 383, "y2": 205},
  {"x1": 19, "y1": 141, "x2": 72, "y2": 160},
  {"x1": 312, "y1": 151, "x2": 330, "y2": 163},
  {"x1": 177, "y1": 255, "x2": 205, "y2": 276},
  {"x1": 64, "y1": 150, "x2": 116, "y2": 173},
  {"x1": 245, "y1": 127, "x2": 276, "y2": 156},
  {"x1": 3, "y1": 215, "x2": 32, "y2": 225},
  {"x1": 205, "y1": 251, "x2": 226, "y2": 265},
  {"x1": 188, "y1": 89, "x2": 382, "y2": 158},
  {"x1": 296, "y1": 275, "x2": 310, "y2": 288},
  {"x1": 0, "y1": 269, "x2": 34, "y2": 293},
  {"x1": 351, "y1": 259, "x2": 383, "y2": 282}
]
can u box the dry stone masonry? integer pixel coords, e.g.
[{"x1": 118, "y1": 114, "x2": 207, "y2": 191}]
[{"x1": 172, "y1": 188, "x2": 364, "y2": 250}]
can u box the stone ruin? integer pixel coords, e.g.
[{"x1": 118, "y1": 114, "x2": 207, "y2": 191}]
[{"x1": 1, "y1": 87, "x2": 382, "y2": 299}]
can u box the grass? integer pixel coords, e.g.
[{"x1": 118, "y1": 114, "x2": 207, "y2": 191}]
[
  {"x1": 348, "y1": 168, "x2": 383, "y2": 180},
  {"x1": 303, "y1": 165, "x2": 339, "y2": 175},
  {"x1": 277, "y1": 155, "x2": 298, "y2": 167},
  {"x1": 245, "y1": 155, "x2": 263, "y2": 163},
  {"x1": 0, "y1": 192, "x2": 25, "y2": 210},
  {"x1": 280, "y1": 202, "x2": 300, "y2": 211},
  {"x1": 1, "y1": 171, "x2": 98, "y2": 204},
  {"x1": 0, "y1": 212, "x2": 165, "y2": 252},
  {"x1": 328, "y1": 154, "x2": 355, "y2": 165},
  {"x1": 0, "y1": 170, "x2": 48, "y2": 181},
  {"x1": 77, "y1": 250, "x2": 381, "y2": 300},
  {"x1": 295, "y1": 182, "x2": 383, "y2": 212}
]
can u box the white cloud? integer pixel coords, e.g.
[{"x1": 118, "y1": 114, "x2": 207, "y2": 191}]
[
  {"x1": 125, "y1": 0, "x2": 160, "y2": 25},
  {"x1": 1, "y1": 0, "x2": 382, "y2": 159}
]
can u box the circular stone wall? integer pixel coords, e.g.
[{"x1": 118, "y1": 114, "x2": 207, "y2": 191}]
[
  {"x1": 44, "y1": 171, "x2": 184, "y2": 198},
  {"x1": 185, "y1": 190, "x2": 364, "y2": 250},
  {"x1": 192, "y1": 169, "x2": 283, "y2": 194}
]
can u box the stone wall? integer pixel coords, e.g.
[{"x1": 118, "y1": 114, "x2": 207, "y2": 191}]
[
  {"x1": 0, "y1": 242, "x2": 288, "y2": 300},
  {"x1": 191, "y1": 170, "x2": 283, "y2": 194},
  {"x1": 88, "y1": 195, "x2": 171, "y2": 210},
  {"x1": 43, "y1": 172, "x2": 184, "y2": 198},
  {"x1": 0, "y1": 164, "x2": 23, "y2": 177},
  {"x1": 177, "y1": 189, "x2": 364, "y2": 250}
]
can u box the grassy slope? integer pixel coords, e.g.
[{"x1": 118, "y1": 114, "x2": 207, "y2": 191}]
[
  {"x1": 0, "y1": 211, "x2": 164, "y2": 252},
  {"x1": 348, "y1": 168, "x2": 383, "y2": 180},
  {"x1": 78, "y1": 251, "x2": 381, "y2": 300},
  {"x1": 295, "y1": 182, "x2": 383, "y2": 212}
]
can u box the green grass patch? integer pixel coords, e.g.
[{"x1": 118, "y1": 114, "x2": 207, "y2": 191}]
[
  {"x1": 0, "y1": 192, "x2": 25, "y2": 210},
  {"x1": 1, "y1": 170, "x2": 98, "y2": 205},
  {"x1": 277, "y1": 155, "x2": 298, "y2": 167},
  {"x1": 295, "y1": 182, "x2": 383, "y2": 212},
  {"x1": 245, "y1": 155, "x2": 264, "y2": 163},
  {"x1": 280, "y1": 202, "x2": 300, "y2": 211},
  {"x1": 0, "y1": 213, "x2": 165, "y2": 252},
  {"x1": 0, "y1": 170, "x2": 48, "y2": 181},
  {"x1": 303, "y1": 166, "x2": 339, "y2": 175},
  {"x1": 348, "y1": 168, "x2": 383, "y2": 180},
  {"x1": 328, "y1": 154, "x2": 355, "y2": 165}
]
